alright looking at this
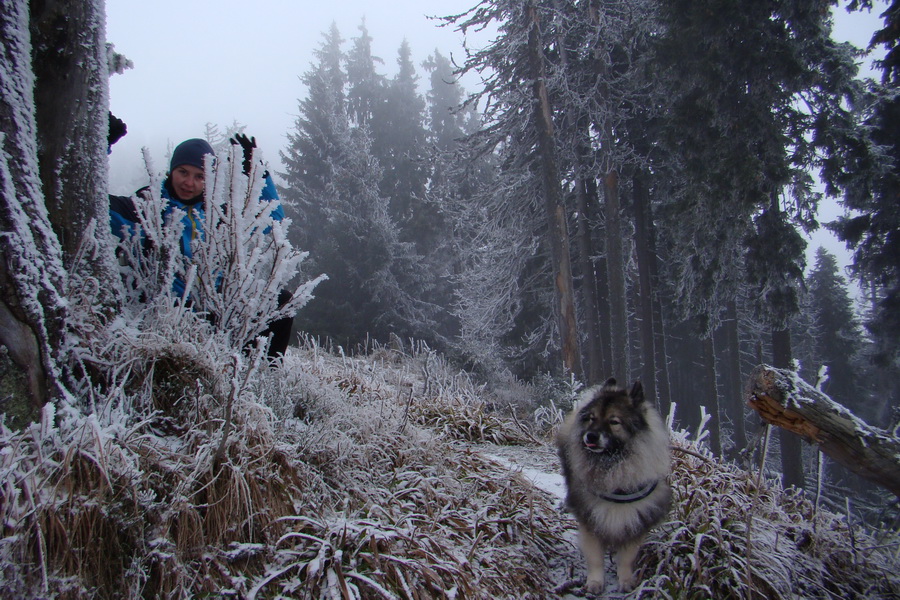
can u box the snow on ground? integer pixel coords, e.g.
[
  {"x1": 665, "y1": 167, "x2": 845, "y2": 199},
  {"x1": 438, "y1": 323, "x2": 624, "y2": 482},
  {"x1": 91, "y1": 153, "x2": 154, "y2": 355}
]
[
  {"x1": 474, "y1": 441, "x2": 641, "y2": 599},
  {"x1": 479, "y1": 442, "x2": 567, "y2": 501}
]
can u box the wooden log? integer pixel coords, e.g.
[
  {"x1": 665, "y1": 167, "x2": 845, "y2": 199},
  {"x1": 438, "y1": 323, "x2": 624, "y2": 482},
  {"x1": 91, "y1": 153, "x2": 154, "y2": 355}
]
[{"x1": 746, "y1": 364, "x2": 900, "y2": 498}]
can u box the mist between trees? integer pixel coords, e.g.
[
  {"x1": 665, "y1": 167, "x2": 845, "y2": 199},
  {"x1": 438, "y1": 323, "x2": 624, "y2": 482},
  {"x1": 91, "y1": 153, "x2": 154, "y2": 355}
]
[
  {"x1": 3, "y1": 0, "x2": 899, "y2": 519},
  {"x1": 276, "y1": 1, "x2": 900, "y2": 491}
]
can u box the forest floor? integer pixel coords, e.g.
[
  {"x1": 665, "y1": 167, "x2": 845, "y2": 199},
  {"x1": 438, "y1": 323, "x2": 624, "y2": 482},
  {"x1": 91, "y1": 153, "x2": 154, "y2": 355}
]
[{"x1": 7, "y1": 334, "x2": 898, "y2": 599}]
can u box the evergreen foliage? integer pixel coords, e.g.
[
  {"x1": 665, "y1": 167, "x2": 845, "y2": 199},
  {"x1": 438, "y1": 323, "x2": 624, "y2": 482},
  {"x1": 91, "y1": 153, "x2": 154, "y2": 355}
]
[
  {"x1": 802, "y1": 248, "x2": 866, "y2": 407},
  {"x1": 829, "y1": 0, "x2": 900, "y2": 366},
  {"x1": 279, "y1": 23, "x2": 463, "y2": 350}
]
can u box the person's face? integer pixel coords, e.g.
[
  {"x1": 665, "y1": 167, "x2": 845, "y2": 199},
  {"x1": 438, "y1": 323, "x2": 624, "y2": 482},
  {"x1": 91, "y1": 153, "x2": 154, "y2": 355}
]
[{"x1": 170, "y1": 164, "x2": 205, "y2": 200}]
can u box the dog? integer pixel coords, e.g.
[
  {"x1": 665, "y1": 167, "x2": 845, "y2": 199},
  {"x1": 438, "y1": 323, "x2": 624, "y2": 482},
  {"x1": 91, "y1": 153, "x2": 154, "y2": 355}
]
[{"x1": 556, "y1": 378, "x2": 671, "y2": 594}]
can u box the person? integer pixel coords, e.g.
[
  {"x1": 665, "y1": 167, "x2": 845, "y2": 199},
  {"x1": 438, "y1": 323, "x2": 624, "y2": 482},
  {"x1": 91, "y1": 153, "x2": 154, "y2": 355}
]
[{"x1": 109, "y1": 135, "x2": 294, "y2": 358}]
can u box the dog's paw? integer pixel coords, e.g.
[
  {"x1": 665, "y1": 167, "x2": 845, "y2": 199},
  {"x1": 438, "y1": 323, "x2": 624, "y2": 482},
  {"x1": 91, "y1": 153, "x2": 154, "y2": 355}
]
[
  {"x1": 584, "y1": 578, "x2": 605, "y2": 595},
  {"x1": 618, "y1": 574, "x2": 637, "y2": 593}
]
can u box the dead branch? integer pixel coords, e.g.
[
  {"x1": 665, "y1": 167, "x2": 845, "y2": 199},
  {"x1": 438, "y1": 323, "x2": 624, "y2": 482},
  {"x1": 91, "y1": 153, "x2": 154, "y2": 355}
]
[{"x1": 746, "y1": 365, "x2": 900, "y2": 498}]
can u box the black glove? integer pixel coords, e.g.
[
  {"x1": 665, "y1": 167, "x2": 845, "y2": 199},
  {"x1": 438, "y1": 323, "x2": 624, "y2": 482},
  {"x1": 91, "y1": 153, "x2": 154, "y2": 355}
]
[
  {"x1": 230, "y1": 133, "x2": 256, "y2": 176},
  {"x1": 108, "y1": 112, "x2": 127, "y2": 148}
]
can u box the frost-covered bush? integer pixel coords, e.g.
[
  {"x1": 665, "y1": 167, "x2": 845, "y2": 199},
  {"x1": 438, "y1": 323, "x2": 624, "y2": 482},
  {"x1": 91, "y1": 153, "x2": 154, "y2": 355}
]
[{"x1": 114, "y1": 146, "x2": 325, "y2": 351}]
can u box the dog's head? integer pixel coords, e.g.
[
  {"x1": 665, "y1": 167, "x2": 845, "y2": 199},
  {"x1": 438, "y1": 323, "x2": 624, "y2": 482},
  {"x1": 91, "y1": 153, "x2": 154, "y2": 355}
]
[{"x1": 575, "y1": 378, "x2": 648, "y2": 457}]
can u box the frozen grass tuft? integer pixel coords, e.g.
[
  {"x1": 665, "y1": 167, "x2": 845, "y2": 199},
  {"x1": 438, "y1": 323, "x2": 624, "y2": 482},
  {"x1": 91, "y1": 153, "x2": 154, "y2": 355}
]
[{"x1": 629, "y1": 426, "x2": 900, "y2": 599}]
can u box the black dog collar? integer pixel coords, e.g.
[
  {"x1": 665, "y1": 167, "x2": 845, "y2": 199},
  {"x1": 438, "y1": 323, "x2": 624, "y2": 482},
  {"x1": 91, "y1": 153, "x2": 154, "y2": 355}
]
[{"x1": 599, "y1": 480, "x2": 658, "y2": 504}]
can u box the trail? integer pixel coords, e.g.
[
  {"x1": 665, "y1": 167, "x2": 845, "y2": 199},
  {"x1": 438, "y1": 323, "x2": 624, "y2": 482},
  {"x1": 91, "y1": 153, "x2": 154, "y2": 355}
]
[{"x1": 473, "y1": 441, "x2": 637, "y2": 599}]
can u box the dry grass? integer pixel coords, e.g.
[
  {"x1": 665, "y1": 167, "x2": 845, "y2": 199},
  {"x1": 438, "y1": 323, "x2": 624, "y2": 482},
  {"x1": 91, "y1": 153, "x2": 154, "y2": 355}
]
[
  {"x1": 3, "y1": 316, "x2": 900, "y2": 599},
  {"x1": 630, "y1": 432, "x2": 900, "y2": 599}
]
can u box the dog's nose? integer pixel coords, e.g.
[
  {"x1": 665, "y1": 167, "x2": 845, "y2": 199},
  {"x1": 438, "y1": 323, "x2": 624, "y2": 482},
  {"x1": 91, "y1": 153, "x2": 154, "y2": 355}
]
[{"x1": 584, "y1": 431, "x2": 601, "y2": 447}]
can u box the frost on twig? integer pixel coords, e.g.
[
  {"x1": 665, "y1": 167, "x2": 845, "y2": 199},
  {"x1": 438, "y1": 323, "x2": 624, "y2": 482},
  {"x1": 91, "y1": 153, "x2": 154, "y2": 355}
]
[{"x1": 114, "y1": 145, "x2": 326, "y2": 350}]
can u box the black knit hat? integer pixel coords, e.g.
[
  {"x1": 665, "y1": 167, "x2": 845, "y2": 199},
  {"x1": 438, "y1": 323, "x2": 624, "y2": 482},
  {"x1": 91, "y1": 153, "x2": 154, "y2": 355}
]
[{"x1": 170, "y1": 138, "x2": 214, "y2": 171}]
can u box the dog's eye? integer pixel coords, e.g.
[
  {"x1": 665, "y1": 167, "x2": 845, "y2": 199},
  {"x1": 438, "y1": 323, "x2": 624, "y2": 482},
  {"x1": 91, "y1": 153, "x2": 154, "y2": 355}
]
[{"x1": 608, "y1": 417, "x2": 622, "y2": 427}]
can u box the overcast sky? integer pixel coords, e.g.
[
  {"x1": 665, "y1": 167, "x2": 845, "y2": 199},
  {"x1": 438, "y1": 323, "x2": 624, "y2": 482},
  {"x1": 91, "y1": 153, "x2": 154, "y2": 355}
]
[
  {"x1": 105, "y1": 0, "x2": 888, "y2": 276},
  {"x1": 105, "y1": 0, "x2": 480, "y2": 191}
]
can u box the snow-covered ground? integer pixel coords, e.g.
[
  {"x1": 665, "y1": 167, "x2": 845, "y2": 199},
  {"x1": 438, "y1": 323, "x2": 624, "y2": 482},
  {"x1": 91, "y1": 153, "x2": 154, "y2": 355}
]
[{"x1": 3, "y1": 331, "x2": 900, "y2": 598}]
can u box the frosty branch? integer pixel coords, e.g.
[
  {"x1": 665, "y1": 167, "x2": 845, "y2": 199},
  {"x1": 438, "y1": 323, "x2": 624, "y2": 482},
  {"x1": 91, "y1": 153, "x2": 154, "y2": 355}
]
[{"x1": 746, "y1": 365, "x2": 900, "y2": 498}]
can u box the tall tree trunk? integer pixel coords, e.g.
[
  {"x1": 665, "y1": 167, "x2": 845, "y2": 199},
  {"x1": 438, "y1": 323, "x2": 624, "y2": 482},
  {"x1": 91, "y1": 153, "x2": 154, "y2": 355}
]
[
  {"x1": 526, "y1": 2, "x2": 582, "y2": 380},
  {"x1": 589, "y1": 176, "x2": 612, "y2": 378},
  {"x1": 575, "y1": 177, "x2": 604, "y2": 384},
  {"x1": 724, "y1": 299, "x2": 747, "y2": 456},
  {"x1": 646, "y1": 201, "x2": 671, "y2": 416},
  {"x1": 552, "y1": 3, "x2": 602, "y2": 385},
  {"x1": 30, "y1": 0, "x2": 115, "y2": 277},
  {"x1": 632, "y1": 172, "x2": 657, "y2": 404},
  {"x1": 603, "y1": 169, "x2": 628, "y2": 381},
  {"x1": 702, "y1": 331, "x2": 722, "y2": 456},
  {"x1": 0, "y1": 0, "x2": 69, "y2": 425},
  {"x1": 652, "y1": 286, "x2": 672, "y2": 415},
  {"x1": 773, "y1": 326, "x2": 805, "y2": 488}
]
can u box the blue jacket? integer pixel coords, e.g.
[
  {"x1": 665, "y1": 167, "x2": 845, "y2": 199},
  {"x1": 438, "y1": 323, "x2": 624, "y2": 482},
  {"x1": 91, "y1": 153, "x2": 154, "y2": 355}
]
[{"x1": 110, "y1": 173, "x2": 285, "y2": 298}]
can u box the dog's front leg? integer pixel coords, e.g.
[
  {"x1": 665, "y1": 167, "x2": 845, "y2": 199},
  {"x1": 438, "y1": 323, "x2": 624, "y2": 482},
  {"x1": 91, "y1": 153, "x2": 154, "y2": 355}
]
[
  {"x1": 577, "y1": 523, "x2": 606, "y2": 594},
  {"x1": 615, "y1": 536, "x2": 643, "y2": 592}
]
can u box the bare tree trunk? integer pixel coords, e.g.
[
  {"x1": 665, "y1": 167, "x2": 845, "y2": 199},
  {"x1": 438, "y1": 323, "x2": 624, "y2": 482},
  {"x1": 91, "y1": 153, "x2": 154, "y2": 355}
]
[
  {"x1": 575, "y1": 177, "x2": 604, "y2": 384},
  {"x1": 724, "y1": 299, "x2": 748, "y2": 455},
  {"x1": 590, "y1": 176, "x2": 612, "y2": 378},
  {"x1": 773, "y1": 327, "x2": 805, "y2": 488},
  {"x1": 526, "y1": 3, "x2": 582, "y2": 380},
  {"x1": 0, "y1": 0, "x2": 69, "y2": 425},
  {"x1": 552, "y1": 1, "x2": 602, "y2": 385},
  {"x1": 30, "y1": 0, "x2": 115, "y2": 276},
  {"x1": 652, "y1": 287, "x2": 672, "y2": 414},
  {"x1": 702, "y1": 332, "x2": 722, "y2": 455},
  {"x1": 632, "y1": 172, "x2": 657, "y2": 404},
  {"x1": 603, "y1": 169, "x2": 628, "y2": 381}
]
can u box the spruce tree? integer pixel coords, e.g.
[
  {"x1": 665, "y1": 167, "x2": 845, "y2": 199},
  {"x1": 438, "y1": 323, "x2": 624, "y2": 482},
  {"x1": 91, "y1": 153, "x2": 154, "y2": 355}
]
[
  {"x1": 375, "y1": 40, "x2": 431, "y2": 250},
  {"x1": 280, "y1": 23, "x2": 438, "y2": 349},
  {"x1": 805, "y1": 247, "x2": 870, "y2": 416},
  {"x1": 830, "y1": 1, "x2": 900, "y2": 367},
  {"x1": 280, "y1": 23, "x2": 345, "y2": 255},
  {"x1": 346, "y1": 19, "x2": 384, "y2": 128}
]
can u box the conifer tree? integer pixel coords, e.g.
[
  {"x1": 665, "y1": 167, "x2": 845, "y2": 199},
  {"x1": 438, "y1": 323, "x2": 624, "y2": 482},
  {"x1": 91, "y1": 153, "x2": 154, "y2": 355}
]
[
  {"x1": 374, "y1": 40, "x2": 430, "y2": 249},
  {"x1": 346, "y1": 19, "x2": 384, "y2": 128},
  {"x1": 830, "y1": 1, "x2": 900, "y2": 368},
  {"x1": 804, "y1": 248, "x2": 869, "y2": 414},
  {"x1": 280, "y1": 23, "x2": 345, "y2": 255},
  {"x1": 442, "y1": 0, "x2": 588, "y2": 378},
  {"x1": 652, "y1": 0, "x2": 864, "y2": 475},
  {"x1": 280, "y1": 24, "x2": 438, "y2": 349}
]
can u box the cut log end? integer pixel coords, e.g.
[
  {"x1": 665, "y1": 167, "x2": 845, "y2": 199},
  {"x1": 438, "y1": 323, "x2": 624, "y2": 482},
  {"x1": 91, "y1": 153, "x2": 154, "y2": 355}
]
[{"x1": 747, "y1": 392, "x2": 823, "y2": 443}]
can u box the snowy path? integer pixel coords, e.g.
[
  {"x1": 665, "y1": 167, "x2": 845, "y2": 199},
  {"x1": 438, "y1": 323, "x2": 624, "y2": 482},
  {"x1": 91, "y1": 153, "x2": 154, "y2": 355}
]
[
  {"x1": 479, "y1": 442, "x2": 567, "y2": 502},
  {"x1": 473, "y1": 441, "x2": 636, "y2": 599}
]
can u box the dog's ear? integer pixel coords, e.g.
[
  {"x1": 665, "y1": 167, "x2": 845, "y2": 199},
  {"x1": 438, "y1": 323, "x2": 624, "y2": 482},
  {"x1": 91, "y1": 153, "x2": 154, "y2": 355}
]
[
  {"x1": 629, "y1": 381, "x2": 644, "y2": 405},
  {"x1": 603, "y1": 377, "x2": 617, "y2": 389}
]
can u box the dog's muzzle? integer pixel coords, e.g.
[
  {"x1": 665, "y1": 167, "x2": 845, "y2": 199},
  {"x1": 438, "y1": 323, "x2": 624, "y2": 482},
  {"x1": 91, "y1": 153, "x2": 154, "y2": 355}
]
[{"x1": 582, "y1": 431, "x2": 608, "y2": 453}]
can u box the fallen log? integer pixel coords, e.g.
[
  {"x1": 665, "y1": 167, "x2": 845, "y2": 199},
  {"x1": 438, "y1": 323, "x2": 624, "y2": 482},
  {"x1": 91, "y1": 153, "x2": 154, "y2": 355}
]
[{"x1": 746, "y1": 364, "x2": 900, "y2": 498}]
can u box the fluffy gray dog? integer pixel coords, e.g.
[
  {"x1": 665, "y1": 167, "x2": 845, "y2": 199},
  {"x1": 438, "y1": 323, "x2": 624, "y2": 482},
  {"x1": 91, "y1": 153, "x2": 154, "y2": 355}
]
[{"x1": 556, "y1": 378, "x2": 672, "y2": 594}]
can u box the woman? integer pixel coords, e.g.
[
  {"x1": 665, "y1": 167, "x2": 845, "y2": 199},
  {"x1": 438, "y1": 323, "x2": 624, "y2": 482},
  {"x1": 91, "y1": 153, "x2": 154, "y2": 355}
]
[{"x1": 110, "y1": 136, "x2": 293, "y2": 357}]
